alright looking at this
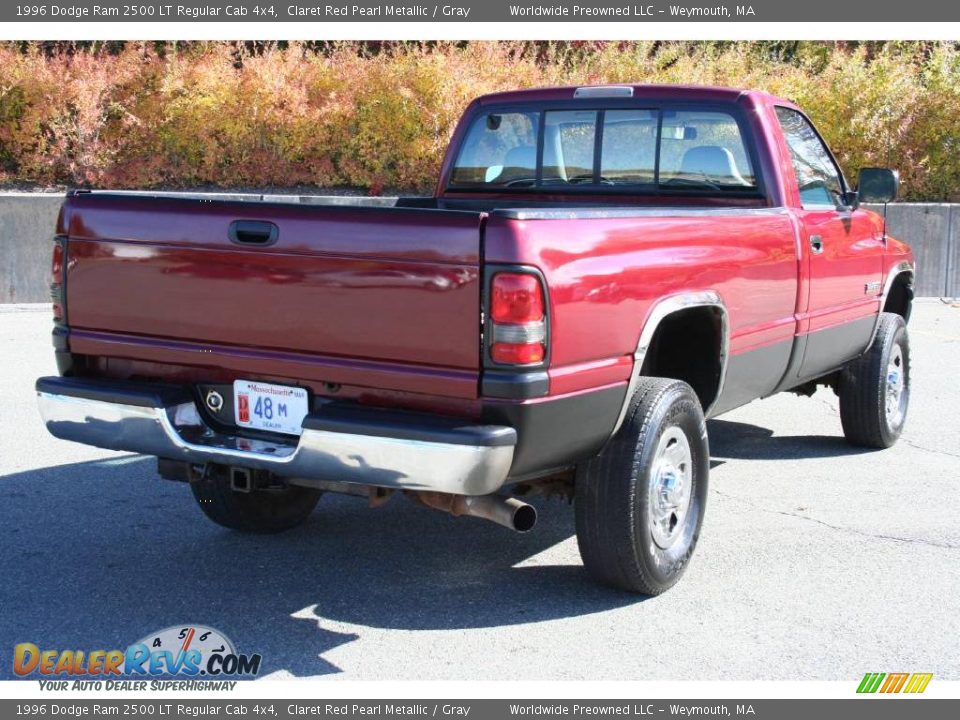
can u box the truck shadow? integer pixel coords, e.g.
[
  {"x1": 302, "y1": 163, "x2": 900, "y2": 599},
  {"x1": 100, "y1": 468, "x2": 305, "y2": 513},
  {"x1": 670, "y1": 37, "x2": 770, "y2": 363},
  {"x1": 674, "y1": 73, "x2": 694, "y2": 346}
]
[
  {"x1": 0, "y1": 456, "x2": 639, "y2": 680},
  {"x1": 708, "y1": 419, "x2": 875, "y2": 460}
]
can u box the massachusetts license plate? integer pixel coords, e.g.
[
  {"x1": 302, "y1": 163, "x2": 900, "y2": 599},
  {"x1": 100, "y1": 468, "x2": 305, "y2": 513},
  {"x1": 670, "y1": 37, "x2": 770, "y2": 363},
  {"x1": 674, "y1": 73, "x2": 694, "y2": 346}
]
[{"x1": 233, "y1": 380, "x2": 309, "y2": 436}]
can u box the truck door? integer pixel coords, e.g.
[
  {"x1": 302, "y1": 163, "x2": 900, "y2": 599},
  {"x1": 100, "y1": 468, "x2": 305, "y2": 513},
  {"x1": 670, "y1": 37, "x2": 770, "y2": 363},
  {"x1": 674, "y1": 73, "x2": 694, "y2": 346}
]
[{"x1": 774, "y1": 106, "x2": 884, "y2": 379}]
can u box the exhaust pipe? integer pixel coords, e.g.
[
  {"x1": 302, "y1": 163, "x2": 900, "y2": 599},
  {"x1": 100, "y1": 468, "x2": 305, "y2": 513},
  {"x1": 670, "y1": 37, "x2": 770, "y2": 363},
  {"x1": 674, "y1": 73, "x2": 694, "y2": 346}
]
[
  {"x1": 409, "y1": 491, "x2": 537, "y2": 533},
  {"x1": 458, "y1": 494, "x2": 538, "y2": 533}
]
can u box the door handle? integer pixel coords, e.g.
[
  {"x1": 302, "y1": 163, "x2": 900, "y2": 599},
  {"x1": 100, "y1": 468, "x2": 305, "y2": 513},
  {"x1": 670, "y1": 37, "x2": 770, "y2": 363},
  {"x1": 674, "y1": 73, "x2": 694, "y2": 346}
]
[
  {"x1": 809, "y1": 235, "x2": 824, "y2": 254},
  {"x1": 228, "y1": 220, "x2": 279, "y2": 246}
]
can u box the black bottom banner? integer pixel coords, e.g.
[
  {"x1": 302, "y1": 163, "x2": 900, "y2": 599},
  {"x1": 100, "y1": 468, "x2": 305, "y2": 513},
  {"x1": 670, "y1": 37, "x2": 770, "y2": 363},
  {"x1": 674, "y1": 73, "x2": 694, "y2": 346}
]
[{"x1": 3, "y1": 700, "x2": 957, "y2": 720}]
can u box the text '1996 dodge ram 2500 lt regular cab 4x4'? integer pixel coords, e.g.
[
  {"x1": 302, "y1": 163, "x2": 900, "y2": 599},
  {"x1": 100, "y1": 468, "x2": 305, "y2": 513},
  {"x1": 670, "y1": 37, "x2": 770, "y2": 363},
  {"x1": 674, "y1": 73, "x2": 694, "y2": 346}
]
[{"x1": 37, "y1": 84, "x2": 914, "y2": 594}]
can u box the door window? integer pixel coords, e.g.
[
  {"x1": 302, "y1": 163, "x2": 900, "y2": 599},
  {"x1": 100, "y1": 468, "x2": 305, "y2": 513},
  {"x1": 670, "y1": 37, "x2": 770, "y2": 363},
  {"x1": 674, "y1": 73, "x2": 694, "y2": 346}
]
[{"x1": 775, "y1": 107, "x2": 846, "y2": 209}]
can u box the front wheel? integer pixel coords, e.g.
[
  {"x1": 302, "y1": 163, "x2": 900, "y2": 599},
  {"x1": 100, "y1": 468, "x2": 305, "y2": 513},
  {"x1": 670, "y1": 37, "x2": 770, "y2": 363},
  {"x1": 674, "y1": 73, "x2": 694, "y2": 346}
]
[
  {"x1": 838, "y1": 312, "x2": 910, "y2": 449},
  {"x1": 575, "y1": 378, "x2": 709, "y2": 595}
]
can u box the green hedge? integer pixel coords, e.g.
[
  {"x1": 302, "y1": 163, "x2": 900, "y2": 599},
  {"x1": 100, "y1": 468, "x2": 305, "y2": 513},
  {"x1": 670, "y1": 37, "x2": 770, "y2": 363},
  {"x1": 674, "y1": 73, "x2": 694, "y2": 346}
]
[{"x1": 0, "y1": 41, "x2": 958, "y2": 200}]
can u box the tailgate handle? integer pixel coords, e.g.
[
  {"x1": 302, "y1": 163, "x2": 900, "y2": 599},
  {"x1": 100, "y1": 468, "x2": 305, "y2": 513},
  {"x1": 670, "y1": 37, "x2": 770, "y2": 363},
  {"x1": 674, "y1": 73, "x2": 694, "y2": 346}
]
[{"x1": 228, "y1": 220, "x2": 278, "y2": 246}]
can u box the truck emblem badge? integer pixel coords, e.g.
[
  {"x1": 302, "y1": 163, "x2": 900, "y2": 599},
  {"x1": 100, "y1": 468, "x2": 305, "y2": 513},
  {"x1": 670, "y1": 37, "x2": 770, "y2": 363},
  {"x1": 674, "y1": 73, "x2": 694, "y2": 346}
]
[
  {"x1": 205, "y1": 390, "x2": 224, "y2": 413},
  {"x1": 865, "y1": 281, "x2": 882, "y2": 294}
]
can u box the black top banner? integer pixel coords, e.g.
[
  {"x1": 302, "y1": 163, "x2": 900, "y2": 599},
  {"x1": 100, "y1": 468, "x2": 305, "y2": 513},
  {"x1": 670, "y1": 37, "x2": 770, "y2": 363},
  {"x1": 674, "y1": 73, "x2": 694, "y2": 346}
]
[{"x1": 2, "y1": 0, "x2": 955, "y2": 22}]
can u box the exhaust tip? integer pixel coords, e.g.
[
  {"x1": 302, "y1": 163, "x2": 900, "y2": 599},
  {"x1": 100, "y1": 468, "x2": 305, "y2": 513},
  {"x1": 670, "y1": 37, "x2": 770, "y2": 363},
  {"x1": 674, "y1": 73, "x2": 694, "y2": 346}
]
[
  {"x1": 410, "y1": 491, "x2": 538, "y2": 533},
  {"x1": 512, "y1": 503, "x2": 537, "y2": 533}
]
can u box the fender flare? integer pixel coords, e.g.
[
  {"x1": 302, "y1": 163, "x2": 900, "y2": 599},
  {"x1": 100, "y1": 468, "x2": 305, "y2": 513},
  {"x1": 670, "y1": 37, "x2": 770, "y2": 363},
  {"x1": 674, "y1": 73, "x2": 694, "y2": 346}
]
[
  {"x1": 610, "y1": 291, "x2": 730, "y2": 436},
  {"x1": 868, "y1": 261, "x2": 915, "y2": 345}
]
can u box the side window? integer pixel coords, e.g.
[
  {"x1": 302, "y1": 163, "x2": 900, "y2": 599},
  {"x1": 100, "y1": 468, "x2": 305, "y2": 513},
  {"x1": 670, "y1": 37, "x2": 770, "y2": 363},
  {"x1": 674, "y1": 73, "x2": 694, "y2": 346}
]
[
  {"x1": 775, "y1": 107, "x2": 846, "y2": 209},
  {"x1": 449, "y1": 112, "x2": 540, "y2": 187},
  {"x1": 542, "y1": 110, "x2": 598, "y2": 184},
  {"x1": 600, "y1": 110, "x2": 658, "y2": 184},
  {"x1": 658, "y1": 110, "x2": 756, "y2": 188}
]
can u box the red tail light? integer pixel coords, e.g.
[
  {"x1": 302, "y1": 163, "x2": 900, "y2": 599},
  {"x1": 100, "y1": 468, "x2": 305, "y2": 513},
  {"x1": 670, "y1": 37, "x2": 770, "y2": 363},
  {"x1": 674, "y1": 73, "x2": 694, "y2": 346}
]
[
  {"x1": 491, "y1": 273, "x2": 544, "y2": 324},
  {"x1": 51, "y1": 237, "x2": 66, "y2": 323},
  {"x1": 489, "y1": 271, "x2": 547, "y2": 366}
]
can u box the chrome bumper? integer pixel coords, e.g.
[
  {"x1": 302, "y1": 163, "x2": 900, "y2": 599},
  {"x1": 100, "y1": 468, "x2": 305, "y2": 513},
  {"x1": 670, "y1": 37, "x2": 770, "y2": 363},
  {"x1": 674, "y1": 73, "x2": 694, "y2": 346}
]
[{"x1": 36, "y1": 377, "x2": 516, "y2": 496}]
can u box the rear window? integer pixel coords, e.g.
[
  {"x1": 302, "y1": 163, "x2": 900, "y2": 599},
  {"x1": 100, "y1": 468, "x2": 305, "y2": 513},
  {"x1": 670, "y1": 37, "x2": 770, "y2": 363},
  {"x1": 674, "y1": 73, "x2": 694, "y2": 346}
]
[
  {"x1": 600, "y1": 110, "x2": 658, "y2": 184},
  {"x1": 449, "y1": 111, "x2": 539, "y2": 187},
  {"x1": 658, "y1": 110, "x2": 756, "y2": 188},
  {"x1": 448, "y1": 105, "x2": 757, "y2": 193},
  {"x1": 543, "y1": 110, "x2": 597, "y2": 184}
]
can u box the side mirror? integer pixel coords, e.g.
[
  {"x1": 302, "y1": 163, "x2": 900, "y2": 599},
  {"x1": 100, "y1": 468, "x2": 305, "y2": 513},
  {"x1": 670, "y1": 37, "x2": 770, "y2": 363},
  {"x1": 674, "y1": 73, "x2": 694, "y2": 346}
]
[{"x1": 857, "y1": 167, "x2": 899, "y2": 204}]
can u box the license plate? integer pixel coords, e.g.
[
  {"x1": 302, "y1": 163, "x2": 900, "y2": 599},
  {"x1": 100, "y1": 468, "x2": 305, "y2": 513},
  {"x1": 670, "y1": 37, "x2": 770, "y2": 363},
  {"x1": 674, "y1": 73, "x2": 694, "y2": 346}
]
[{"x1": 233, "y1": 380, "x2": 309, "y2": 436}]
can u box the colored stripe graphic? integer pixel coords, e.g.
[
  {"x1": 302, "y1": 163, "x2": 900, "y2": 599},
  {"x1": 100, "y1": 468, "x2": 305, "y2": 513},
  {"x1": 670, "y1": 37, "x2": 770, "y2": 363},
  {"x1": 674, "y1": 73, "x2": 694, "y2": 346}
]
[
  {"x1": 857, "y1": 672, "x2": 932, "y2": 694},
  {"x1": 880, "y1": 673, "x2": 909, "y2": 693},
  {"x1": 857, "y1": 673, "x2": 885, "y2": 693},
  {"x1": 904, "y1": 673, "x2": 933, "y2": 694}
]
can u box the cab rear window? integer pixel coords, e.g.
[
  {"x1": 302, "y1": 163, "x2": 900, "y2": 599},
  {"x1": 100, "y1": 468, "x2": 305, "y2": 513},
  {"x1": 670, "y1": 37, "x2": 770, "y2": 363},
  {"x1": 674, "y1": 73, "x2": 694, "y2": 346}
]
[
  {"x1": 448, "y1": 105, "x2": 757, "y2": 193},
  {"x1": 449, "y1": 112, "x2": 539, "y2": 187}
]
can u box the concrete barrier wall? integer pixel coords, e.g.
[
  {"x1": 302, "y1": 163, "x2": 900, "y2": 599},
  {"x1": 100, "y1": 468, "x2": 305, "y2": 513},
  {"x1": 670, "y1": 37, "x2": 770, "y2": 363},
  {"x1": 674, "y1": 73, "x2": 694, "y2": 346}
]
[
  {"x1": 1, "y1": 193, "x2": 957, "y2": 303},
  {"x1": 0, "y1": 194, "x2": 64, "y2": 304},
  {"x1": 868, "y1": 203, "x2": 956, "y2": 297}
]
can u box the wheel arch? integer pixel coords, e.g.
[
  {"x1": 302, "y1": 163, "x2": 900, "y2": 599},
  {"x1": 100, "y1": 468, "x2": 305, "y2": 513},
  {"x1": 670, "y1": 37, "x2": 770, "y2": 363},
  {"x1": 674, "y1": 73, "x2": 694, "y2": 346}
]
[
  {"x1": 610, "y1": 291, "x2": 729, "y2": 435},
  {"x1": 882, "y1": 263, "x2": 915, "y2": 323}
]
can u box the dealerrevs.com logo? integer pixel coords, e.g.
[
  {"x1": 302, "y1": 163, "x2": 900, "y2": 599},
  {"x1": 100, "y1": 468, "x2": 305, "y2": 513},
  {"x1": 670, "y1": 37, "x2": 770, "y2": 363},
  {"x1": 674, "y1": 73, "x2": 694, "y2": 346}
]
[{"x1": 13, "y1": 625, "x2": 262, "y2": 690}]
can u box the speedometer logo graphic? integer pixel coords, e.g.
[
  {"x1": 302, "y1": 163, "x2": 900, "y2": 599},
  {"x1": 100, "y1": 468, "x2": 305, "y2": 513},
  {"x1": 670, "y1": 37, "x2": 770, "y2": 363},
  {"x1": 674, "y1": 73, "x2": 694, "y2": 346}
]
[
  {"x1": 134, "y1": 625, "x2": 236, "y2": 662},
  {"x1": 124, "y1": 624, "x2": 260, "y2": 677}
]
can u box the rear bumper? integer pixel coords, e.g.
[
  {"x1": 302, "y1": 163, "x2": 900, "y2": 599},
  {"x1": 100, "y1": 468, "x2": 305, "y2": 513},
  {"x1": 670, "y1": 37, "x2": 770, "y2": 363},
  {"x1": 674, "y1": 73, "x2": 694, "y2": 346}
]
[{"x1": 36, "y1": 377, "x2": 515, "y2": 496}]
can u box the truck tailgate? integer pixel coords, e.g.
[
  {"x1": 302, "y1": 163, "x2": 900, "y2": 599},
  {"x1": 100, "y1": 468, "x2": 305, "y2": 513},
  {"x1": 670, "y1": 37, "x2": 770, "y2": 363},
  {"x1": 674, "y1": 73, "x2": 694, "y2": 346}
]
[{"x1": 61, "y1": 193, "x2": 483, "y2": 396}]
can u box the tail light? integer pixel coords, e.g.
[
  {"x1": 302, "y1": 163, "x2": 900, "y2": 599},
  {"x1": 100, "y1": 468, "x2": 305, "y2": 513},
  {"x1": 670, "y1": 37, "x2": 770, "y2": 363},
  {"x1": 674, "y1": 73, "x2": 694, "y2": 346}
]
[
  {"x1": 488, "y1": 271, "x2": 547, "y2": 366},
  {"x1": 50, "y1": 236, "x2": 66, "y2": 323}
]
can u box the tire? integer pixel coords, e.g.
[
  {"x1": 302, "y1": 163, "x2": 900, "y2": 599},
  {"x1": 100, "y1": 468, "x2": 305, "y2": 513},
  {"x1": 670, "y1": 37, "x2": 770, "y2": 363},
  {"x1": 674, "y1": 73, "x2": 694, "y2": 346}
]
[
  {"x1": 190, "y1": 469, "x2": 322, "y2": 534},
  {"x1": 575, "y1": 378, "x2": 709, "y2": 595},
  {"x1": 838, "y1": 311, "x2": 910, "y2": 449}
]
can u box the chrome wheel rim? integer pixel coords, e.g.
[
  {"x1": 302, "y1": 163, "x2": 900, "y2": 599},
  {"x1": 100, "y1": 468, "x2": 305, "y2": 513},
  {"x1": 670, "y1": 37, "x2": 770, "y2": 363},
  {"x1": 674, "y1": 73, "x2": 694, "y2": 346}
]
[
  {"x1": 649, "y1": 426, "x2": 693, "y2": 550},
  {"x1": 885, "y1": 345, "x2": 907, "y2": 427}
]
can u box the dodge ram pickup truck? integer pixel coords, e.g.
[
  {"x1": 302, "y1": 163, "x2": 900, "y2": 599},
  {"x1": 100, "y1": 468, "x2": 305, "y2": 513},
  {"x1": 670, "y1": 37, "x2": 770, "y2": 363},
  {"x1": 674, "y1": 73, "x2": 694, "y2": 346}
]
[{"x1": 37, "y1": 84, "x2": 915, "y2": 594}]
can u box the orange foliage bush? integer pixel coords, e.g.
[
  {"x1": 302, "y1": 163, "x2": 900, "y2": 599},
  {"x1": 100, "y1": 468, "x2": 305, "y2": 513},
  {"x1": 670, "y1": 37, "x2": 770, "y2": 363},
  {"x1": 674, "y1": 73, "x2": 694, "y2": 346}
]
[{"x1": 0, "y1": 41, "x2": 957, "y2": 199}]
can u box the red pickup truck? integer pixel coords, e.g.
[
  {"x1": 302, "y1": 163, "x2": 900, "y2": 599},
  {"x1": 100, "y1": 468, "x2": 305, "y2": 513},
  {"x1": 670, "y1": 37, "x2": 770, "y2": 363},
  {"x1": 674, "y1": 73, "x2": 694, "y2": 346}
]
[{"x1": 37, "y1": 84, "x2": 914, "y2": 594}]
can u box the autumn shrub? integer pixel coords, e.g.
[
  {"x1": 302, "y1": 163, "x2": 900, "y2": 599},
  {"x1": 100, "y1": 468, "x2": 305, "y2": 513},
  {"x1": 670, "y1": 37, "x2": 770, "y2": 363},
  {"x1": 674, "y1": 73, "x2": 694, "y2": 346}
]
[{"x1": 0, "y1": 41, "x2": 957, "y2": 199}]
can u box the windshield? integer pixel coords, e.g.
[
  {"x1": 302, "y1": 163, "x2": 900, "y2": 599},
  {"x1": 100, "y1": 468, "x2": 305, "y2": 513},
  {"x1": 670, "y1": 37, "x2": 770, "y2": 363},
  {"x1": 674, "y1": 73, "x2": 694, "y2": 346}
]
[{"x1": 448, "y1": 105, "x2": 758, "y2": 193}]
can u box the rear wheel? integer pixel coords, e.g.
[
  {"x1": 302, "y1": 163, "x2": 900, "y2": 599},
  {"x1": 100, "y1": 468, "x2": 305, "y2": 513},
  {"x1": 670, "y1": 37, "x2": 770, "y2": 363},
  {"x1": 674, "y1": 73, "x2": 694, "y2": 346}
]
[
  {"x1": 190, "y1": 468, "x2": 321, "y2": 533},
  {"x1": 838, "y1": 312, "x2": 910, "y2": 448},
  {"x1": 575, "y1": 378, "x2": 709, "y2": 595}
]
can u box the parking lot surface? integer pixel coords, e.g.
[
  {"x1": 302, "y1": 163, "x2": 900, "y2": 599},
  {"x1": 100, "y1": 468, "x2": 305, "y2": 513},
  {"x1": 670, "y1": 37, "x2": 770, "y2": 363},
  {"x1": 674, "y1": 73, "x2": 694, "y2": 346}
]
[{"x1": 1, "y1": 302, "x2": 958, "y2": 680}]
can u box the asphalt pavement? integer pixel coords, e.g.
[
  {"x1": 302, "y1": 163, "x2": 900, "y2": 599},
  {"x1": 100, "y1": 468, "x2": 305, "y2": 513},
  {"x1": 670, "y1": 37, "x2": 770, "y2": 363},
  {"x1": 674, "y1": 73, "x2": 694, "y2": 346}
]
[{"x1": 1, "y1": 302, "x2": 958, "y2": 681}]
